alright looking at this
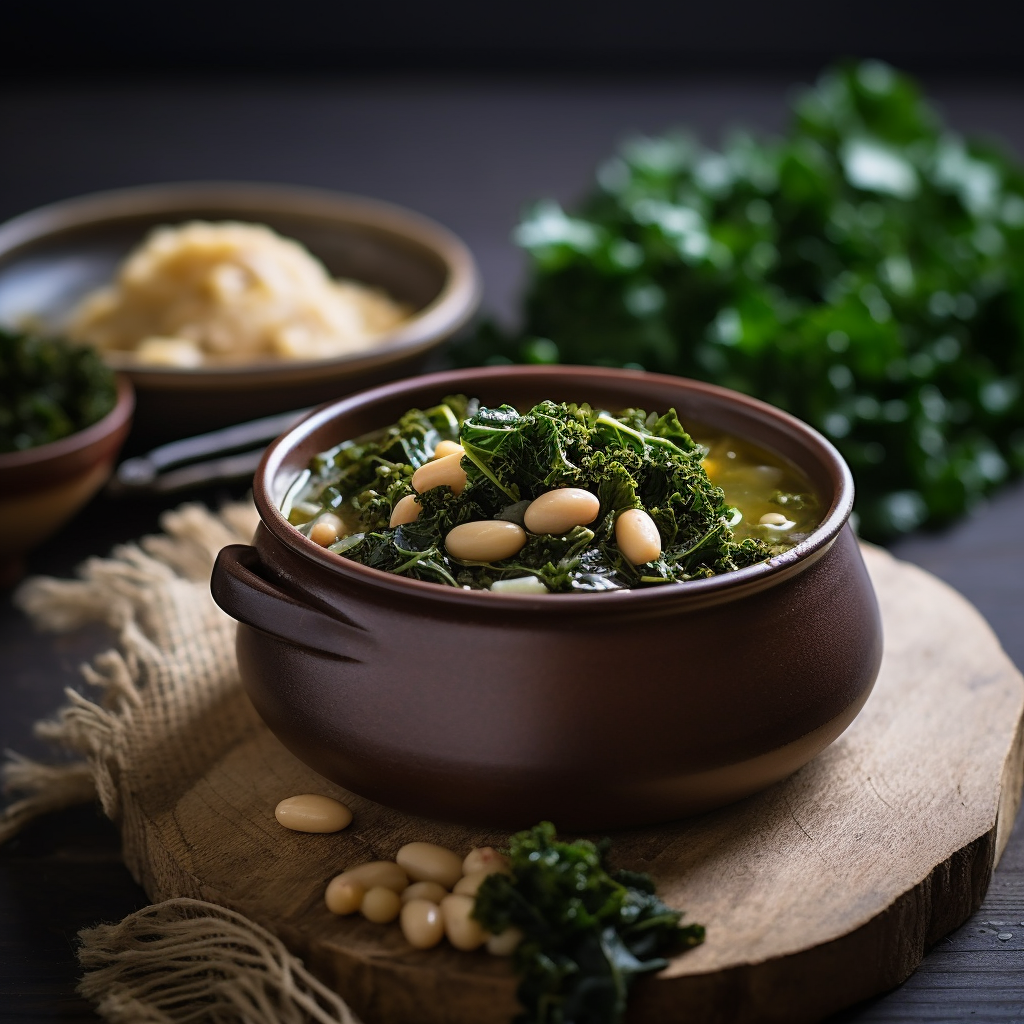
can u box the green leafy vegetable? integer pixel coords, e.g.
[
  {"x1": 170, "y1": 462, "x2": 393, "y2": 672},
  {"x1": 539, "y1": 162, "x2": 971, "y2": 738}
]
[
  {"x1": 454, "y1": 61, "x2": 1024, "y2": 541},
  {"x1": 473, "y1": 822, "x2": 704, "y2": 1024},
  {"x1": 291, "y1": 396, "x2": 778, "y2": 592},
  {"x1": 0, "y1": 328, "x2": 117, "y2": 453}
]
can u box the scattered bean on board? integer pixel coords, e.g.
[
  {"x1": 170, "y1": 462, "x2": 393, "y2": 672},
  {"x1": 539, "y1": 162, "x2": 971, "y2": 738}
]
[
  {"x1": 361, "y1": 886, "x2": 402, "y2": 924},
  {"x1": 275, "y1": 794, "x2": 353, "y2": 833},
  {"x1": 401, "y1": 899, "x2": 445, "y2": 949},
  {"x1": 396, "y1": 841, "x2": 465, "y2": 888}
]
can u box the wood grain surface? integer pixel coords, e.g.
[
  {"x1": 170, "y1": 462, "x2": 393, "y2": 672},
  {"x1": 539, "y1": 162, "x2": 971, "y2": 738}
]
[{"x1": 117, "y1": 545, "x2": 1024, "y2": 1024}]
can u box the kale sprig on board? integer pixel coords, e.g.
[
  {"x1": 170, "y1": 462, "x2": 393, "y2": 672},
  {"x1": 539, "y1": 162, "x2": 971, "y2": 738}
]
[
  {"x1": 473, "y1": 822, "x2": 704, "y2": 1024},
  {"x1": 292, "y1": 395, "x2": 771, "y2": 592}
]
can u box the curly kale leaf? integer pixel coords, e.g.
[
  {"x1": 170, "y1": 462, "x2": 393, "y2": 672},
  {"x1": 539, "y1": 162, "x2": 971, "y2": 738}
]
[
  {"x1": 473, "y1": 823, "x2": 704, "y2": 1024},
  {"x1": 460, "y1": 401, "x2": 597, "y2": 499}
]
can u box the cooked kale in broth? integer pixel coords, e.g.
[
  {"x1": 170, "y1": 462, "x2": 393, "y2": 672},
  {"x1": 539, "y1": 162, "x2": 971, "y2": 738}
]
[
  {"x1": 700, "y1": 433, "x2": 818, "y2": 545},
  {"x1": 282, "y1": 396, "x2": 819, "y2": 593}
]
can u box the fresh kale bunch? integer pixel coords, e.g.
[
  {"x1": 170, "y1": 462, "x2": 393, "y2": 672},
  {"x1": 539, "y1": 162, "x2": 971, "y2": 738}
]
[
  {"x1": 455, "y1": 61, "x2": 1024, "y2": 541},
  {"x1": 473, "y1": 822, "x2": 704, "y2": 1024},
  {"x1": 302, "y1": 396, "x2": 771, "y2": 591},
  {"x1": 0, "y1": 327, "x2": 117, "y2": 452}
]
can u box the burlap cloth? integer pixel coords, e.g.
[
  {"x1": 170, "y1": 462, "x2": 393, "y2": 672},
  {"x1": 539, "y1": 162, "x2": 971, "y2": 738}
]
[{"x1": 0, "y1": 502, "x2": 360, "y2": 1024}]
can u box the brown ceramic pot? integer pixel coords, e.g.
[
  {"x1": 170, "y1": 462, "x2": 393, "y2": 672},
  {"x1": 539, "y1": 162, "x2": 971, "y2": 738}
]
[{"x1": 211, "y1": 366, "x2": 882, "y2": 830}]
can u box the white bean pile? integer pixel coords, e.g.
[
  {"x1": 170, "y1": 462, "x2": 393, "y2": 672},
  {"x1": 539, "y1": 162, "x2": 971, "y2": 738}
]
[
  {"x1": 326, "y1": 841, "x2": 521, "y2": 954},
  {"x1": 274, "y1": 794, "x2": 520, "y2": 954}
]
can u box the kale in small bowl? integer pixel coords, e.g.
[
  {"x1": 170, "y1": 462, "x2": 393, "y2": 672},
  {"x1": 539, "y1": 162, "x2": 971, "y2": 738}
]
[{"x1": 0, "y1": 328, "x2": 117, "y2": 453}]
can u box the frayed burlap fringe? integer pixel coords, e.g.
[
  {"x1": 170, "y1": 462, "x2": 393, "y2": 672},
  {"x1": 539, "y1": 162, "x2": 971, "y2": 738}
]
[
  {"x1": 2, "y1": 502, "x2": 260, "y2": 837},
  {"x1": 1, "y1": 502, "x2": 360, "y2": 1024},
  {"x1": 0, "y1": 753, "x2": 96, "y2": 844},
  {"x1": 78, "y1": 898, "x2": 359, "y2": 1024}
]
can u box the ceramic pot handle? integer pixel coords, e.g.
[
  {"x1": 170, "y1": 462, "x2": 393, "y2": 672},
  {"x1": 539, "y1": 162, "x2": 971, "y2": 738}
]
[{"x1": 211, "y1": 544, "x2": 371, "y2": 662}]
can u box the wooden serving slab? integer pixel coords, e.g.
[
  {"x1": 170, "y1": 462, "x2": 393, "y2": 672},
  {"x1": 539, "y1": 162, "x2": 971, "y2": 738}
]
[{"x1": 126, "y1": 545, "x2": 1024, "y2": 1024}]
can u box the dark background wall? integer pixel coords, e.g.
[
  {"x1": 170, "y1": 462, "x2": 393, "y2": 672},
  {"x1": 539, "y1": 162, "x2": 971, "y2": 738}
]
[{"x1": 6, "y1": 0, "x2": 1024, "y2": 77}]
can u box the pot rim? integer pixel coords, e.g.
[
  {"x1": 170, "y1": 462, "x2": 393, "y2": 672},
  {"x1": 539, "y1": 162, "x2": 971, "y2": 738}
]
[{"x1": 254, "y1": 365, "x2": 854, "y2": 609}]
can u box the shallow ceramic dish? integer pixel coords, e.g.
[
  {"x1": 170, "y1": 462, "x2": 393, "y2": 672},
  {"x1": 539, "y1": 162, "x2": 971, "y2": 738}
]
[
  {"x1": 0, "y1": 375, "x2": 134, "y2": 586},
  {"x1": 211, "y1": 366, "x2": 883, "y2": 830},
  {"x1": 0, "y1": 183, "x2": 480, "y2": 443}
]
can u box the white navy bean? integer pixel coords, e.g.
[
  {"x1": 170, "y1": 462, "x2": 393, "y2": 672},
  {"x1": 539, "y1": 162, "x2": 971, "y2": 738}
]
[
  {"x1": 389, "y1": 494, "x2": 422, "y2": 527},
  {"x1": 759, "y1": 512, "x2": 791, "y2": 527},
  {"x1": 324, "y1": 879, "x2": 364, "y2": 916},
  {"x1": 274, "y1": 794, "x2": 352, "y2": 833},
  {"x1": 486, "y1": 926, "x2": 524, "y2": 956},
  {"x1": 361, "y1": 886, "x2": 402, "y2": 924},
  {"x1": 400, "y1": 899, "x2": 445, "y2": 949},
  {"x1": 411, "y1": 452, "x2": 467, "y2": 495},
  {"x1": 616, "y1": 508, "x2": 662, "y2": 564},
  {"x1": 432, "y1": 440, "x2": 465, "y2": 459},
  {"x1": 330, "y1": 861, "x2": 408, "y2": 893},
  {"x1": 462, "y1": 847, "x2": 511, "y2": 877},
  {"x1": 396, "y1": 842, "x2": 464, "y2": 889},
  {"x1": 440, "y1": 894, "x2": 487, "y2": 951},
  {"x1": 453, "y1": 871, "x2": 491, "y2": 897},
  {"x1": 309, "y1": 513, "x2": 344, "y2": 547},
  {"x1": 445, "y1": 521, "x2": 527, "y2": 562},
  {"x1": 524, "y1": 488, "x2": 600, "y2": 535},
  {"x1": 401, "y1": 880, "x2": 449, "y2": 905}
]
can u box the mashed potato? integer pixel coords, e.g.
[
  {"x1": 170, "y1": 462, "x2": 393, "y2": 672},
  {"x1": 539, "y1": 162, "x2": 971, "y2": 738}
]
[{"x1": 69, "y1": 221, "x2": 411, "y2": 367}]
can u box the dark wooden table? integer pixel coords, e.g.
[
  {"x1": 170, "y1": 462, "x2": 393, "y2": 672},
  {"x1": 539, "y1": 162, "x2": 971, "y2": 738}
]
[{"x1": 2, "y1": 73, "x2": 1023, "y2": 1022}]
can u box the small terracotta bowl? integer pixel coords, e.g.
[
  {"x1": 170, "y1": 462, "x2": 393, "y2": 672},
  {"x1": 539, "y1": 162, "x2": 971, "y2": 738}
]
[
  {"x1": 211, "y1": 366, "x2": 883, "y2": 830},
  {"x1": 0, "y1": 376, "x2": 134, "y2": 587}
]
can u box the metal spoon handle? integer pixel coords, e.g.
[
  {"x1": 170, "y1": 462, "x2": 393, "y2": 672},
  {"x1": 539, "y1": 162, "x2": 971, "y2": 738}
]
[{"x1": 112, "y1": 407, "x2": 313, "y2": 494}]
